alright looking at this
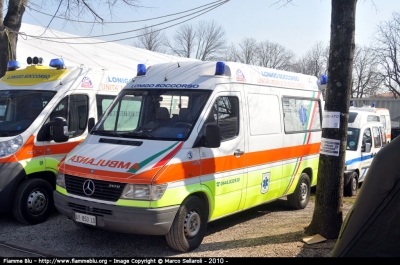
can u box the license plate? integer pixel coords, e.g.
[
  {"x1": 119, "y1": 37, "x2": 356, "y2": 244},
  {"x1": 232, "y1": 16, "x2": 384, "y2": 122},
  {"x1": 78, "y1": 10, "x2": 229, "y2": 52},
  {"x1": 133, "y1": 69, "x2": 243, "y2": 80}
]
[{"x1": 75, "y1": 212, "x2": 96, "y2": 226}]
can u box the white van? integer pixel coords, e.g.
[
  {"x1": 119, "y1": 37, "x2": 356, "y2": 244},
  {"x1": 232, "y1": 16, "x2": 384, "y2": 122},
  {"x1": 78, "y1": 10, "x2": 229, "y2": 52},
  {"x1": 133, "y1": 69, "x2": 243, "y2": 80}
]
[
  {"x1": 54, "y1": 60, "x2": 323, "y2": 252},
  {"x1": 349, "y1": 104, "x2": 391, "y2": 142},
  {"x1": 344, "y1": 109, "x2": 387, "y2": 196},
  {"x1": 0, "y1": 57, "x2": 132, "y2": 224}
]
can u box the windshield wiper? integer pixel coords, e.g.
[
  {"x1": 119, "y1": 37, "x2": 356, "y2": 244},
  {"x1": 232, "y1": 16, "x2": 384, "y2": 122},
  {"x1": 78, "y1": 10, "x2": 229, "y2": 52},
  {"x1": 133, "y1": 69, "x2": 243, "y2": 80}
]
[
  {"x1": 0, "y1": 132, "x2": 10, "y2": 136},
  {"x1": 122, "y1": 131, "x2": 155, "y2": 139},
  {"x1": 91, "y1": 130, "x2": 122, "y2": 137}
]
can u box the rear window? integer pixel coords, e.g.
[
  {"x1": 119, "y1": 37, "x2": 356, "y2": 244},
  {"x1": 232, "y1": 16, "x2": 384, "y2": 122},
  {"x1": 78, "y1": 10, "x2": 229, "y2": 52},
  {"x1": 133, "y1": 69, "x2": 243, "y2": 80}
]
[{"x1": 348, "y1": 112, "x2": 358, "y2": 123}]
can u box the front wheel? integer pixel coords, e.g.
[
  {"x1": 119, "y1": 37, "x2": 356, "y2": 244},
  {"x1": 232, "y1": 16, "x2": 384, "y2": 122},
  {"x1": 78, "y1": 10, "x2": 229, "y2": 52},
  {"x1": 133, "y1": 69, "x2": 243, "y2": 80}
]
[
  {"x1": 287, "y1": 173, "x2": 311, "y2": 210},
  {"x1": 344, "y1": 172, "x2": 358, "y2": 197},
  {"x1": 165, "y1": 196, "x2": 208, "y2": 252},
  {"x1": 12, "y1": 178, "x2": 54, "y2": 225}
]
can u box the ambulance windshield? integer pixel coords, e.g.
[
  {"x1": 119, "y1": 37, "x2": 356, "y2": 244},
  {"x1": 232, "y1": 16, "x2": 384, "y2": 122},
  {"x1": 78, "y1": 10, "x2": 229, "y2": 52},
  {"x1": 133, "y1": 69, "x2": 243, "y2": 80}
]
[
  {"x1": 346, "y1": 128, "x2": 360, "y2": 151},
  {"x1": 0, "y1": 90, "x2": 56, "y2": 136},
  {"x1": 92, "y1": 89, "x2": 211, "y2": 141}
]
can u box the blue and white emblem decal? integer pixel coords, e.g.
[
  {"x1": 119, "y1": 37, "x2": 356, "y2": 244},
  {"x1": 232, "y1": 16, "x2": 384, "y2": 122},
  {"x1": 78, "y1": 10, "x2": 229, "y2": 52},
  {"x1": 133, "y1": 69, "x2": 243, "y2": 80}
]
[
  {"x1": 187, "y1": 151, "x2": 193, "y2": 160},
  {"x1": 261, "y1": 172, "x2": 271, "y2": 194},
  {"x1": 298, "y1": 105, "x2": 308, "y2": 125}
]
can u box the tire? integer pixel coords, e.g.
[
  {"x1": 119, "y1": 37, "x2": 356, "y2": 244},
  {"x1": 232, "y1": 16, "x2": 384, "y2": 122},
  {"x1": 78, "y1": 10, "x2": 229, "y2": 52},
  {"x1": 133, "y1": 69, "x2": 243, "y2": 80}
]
[
  {"x1": 287, "y1": 173, "x2": 311, "y2": 210},
  {"x1": 12, "y1": 178, "x2": 54, "y2": 225},
  {"x1": 344, "y1": 172, "x2": 358, "y2": 197},
  {"x1": 165, "y1": 196, "x2": 208, "y2": 252}
]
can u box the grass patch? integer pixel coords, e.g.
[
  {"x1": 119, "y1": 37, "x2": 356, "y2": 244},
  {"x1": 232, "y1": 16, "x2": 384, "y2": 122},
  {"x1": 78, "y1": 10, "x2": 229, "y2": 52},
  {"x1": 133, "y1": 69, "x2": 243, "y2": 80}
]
[{"x1": 309, "y1": 190, "x2": 357, "y2": 205}]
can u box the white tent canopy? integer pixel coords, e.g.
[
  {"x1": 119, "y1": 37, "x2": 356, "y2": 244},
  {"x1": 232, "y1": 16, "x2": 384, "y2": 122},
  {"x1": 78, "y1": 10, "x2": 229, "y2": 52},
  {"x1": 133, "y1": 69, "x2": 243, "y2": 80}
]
[{"x1": 16, "y1": 23, "x2": 195, "y2": 72}]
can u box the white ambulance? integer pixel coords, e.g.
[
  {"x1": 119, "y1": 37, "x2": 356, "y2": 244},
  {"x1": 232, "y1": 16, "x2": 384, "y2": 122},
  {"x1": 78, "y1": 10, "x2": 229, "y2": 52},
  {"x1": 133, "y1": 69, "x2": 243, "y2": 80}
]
[
  {"x1": 349, "y1": 103, "x2": 391, "y2": 142},
  {"x1": 54, "y1": 60, "x2": 323, "y2": 252},
  {"x1": 0, "y1": 57, "x2": 133, "y2": 224},
  {"x1": 344, "y1": 108, "x2": 387, "y2": 196}
]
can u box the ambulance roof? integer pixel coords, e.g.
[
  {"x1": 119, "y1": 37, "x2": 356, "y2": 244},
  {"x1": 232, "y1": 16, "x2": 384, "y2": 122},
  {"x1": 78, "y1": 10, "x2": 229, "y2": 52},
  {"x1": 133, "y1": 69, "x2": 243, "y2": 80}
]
[
  {"x1": 348, "y1": 109, "x2": 381, "y2": 129},
  {"x1": 130, "y1": 60, "x2": 320, "y2": 91}
]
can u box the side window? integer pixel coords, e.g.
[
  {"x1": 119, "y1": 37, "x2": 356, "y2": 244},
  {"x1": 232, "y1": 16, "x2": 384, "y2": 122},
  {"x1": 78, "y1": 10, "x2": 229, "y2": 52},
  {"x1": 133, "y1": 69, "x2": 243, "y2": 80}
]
[
  {"x1": 381, "y1": 127, "x2": 387, "y2": 147},
  {"x1": 362, "y1": 128, "x2": 372, "y2": 150},
  {"x1": 205, "y1": 96, "x2": 239, "y2": 141},
  {"x1": 49, "y1": 97, "x2": 68, "y2": 122},
  {"x1": 50, "y1": 95, "x2": 89, "y2": 138},
  {"x1": 380, "y1": 115, "x2": 386, "y2": 130},
  {"x1": 372, "y1": 127, "x2": 382, "y2": 148},
  {"x1": 69, "y1": 95, "x2": 89, "y2": 138},
  {"x1": 282, "y1": 97, "x2": 321, "y2": 133},
  {"x1": 247, "y1": 94, "x2": 281, "y2": 135}
]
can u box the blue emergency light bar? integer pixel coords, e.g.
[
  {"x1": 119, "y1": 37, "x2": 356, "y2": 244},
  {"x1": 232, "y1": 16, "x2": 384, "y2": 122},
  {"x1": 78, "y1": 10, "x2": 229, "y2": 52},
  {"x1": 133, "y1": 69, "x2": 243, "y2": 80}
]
[
  {"x1": 7, "y1": 60, "x2": 20, "y2": 71},
  {"x1": 137, "y1": 64, "x2": 146, "y2": 76},
  {"x1": 49, "y1": 58, "x2": 65, "y2": 69},
  {"x1": 320, "y1": 75, "x2": 328, "y2": 85},
  {"x1": 215, "y1": 61, "x2": 226, "y2": 75}
]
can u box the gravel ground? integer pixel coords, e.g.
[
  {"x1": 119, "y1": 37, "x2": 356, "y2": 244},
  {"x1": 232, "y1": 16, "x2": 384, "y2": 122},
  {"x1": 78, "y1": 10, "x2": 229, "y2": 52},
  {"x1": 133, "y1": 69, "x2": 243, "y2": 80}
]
[{"x1": 0, "y1": 195, "x2": 353, "y2": 258}]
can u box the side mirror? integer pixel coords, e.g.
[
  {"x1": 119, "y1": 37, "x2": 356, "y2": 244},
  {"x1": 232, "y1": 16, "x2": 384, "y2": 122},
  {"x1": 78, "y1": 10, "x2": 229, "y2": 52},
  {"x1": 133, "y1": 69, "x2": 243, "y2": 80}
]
[
  {"x1": 88, "y1": 117, "x2": 95, "y2": 132},
  {"x1": 37, "y1": 117, "x2": 69, "y2": 142},
  {"x1": 203, "y1": 124, "x2": 221, "y2": 148},
  {"x1": 362, "y1": 142, "x2": 371, "y2": 153}
]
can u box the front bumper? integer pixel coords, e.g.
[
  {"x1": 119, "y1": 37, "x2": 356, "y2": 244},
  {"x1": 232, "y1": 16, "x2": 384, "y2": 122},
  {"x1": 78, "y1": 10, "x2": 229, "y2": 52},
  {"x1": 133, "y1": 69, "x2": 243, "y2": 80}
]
[{"x1": 53, "y1": 191, "x2": 179, "y2": 235}]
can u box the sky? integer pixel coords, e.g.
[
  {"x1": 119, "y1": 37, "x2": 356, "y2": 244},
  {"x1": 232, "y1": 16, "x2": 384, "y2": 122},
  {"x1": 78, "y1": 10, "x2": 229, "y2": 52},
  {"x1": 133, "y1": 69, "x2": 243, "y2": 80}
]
[{"x1": 19, "y1": 0, "x2": 399, "y2": 58}]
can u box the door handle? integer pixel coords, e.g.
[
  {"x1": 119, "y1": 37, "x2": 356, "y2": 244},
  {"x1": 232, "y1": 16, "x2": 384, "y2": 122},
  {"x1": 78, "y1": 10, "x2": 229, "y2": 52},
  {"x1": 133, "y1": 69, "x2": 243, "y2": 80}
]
[{"x1": 234, "y1": 149, "x2": 244, "y2": 157}]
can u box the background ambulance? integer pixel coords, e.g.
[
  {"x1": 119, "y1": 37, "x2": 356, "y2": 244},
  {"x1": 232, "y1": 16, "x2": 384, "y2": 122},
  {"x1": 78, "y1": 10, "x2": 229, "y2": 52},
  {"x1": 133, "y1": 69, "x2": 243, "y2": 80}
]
[
  {"x1": 1, "y1": 23, "x2": 196, "y2": 225},
  {"x1": 349, "y1": 103, "x2": 391, "y2": 142},
  {"x1": 344, "y1": 108, "x2": 386, "y2": 196},
  {"x1": 54, "y1": 60, "x2": 323, "y2": 252},
  {"x1": 0, "y1": 57, "x2": 134, "y2": 225}
]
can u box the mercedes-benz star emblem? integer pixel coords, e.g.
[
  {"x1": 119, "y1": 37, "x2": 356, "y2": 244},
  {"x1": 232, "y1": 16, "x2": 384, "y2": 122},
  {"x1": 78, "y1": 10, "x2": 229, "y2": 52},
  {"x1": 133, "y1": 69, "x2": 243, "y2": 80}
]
[{"x1": 83, "y1": 179, "x2": 95, "y2": 196}]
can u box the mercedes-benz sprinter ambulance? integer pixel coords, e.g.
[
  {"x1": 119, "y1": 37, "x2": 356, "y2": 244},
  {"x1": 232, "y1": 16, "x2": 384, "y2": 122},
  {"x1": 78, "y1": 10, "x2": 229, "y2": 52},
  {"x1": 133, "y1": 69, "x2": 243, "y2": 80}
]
[
  {"x1": 54, "y1": 61, "x2": 323, "y2": 252},
  {"x1": 0, "y1": 57, "x2": 132, "y2": 225}
]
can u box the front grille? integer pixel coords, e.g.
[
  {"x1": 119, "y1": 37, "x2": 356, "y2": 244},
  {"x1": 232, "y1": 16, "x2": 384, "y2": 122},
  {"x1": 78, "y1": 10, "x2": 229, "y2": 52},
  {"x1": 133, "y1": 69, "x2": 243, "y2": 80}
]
[
  {"x1": 65, "y1": 174, "x2": 125, "y2": 202},
  {"x1": 68, "y1": 202, "x2": 112, "y2": 216}
]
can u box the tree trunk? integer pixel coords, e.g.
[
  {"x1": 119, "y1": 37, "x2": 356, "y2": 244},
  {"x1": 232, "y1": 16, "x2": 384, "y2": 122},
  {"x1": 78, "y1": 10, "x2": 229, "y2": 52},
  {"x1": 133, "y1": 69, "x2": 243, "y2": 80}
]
[
  {"x1": 0, "y1": 0, "x2": 28, "y2": 78},
  {"x1": 305, "y1": 0, "x2": 357, "y2": 239}
]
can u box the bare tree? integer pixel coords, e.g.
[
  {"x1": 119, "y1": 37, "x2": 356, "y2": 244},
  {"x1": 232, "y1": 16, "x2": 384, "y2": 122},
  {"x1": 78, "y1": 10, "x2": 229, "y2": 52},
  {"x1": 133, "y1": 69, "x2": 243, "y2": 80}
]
[
  {"x1": 165, "y1": 24, "x2": 196, "y2": 58},
  {"x1": 221, "y1": 42, "x2": 240, "y2": 62},
  {"x1": 167, "y1": 20, "x2": 226, "y2": 61},
  {"x1": 236, "y1": 37, "x2": 258, "y2": 65},
  {"x1": 195, "y1": 20, "x2": 226, "y2": 61},
  {"x1": 132, "y1": 26, "x2": 166, "y2": 53},
  {"x1": 0, "y1": 0, "x2": 141, "y2": 78},
  {"x1": 373, "y1": 11, "x2": 400, "y2": 98},
  {"x1": 0, "y1": 0, "x2": 28, "y2": 77},
  {"x1": 305, "y1": 0, "x2": 357, "y2": 239},
  {"x1": 351, "y1": 45, "x2": 383, "y2": 98},
  {"x1": 256, "y1": 40, "x2": 295, "y2": 70},
  {"x1": 293, "y1": 41, "x2": 329, "y2": 77}
]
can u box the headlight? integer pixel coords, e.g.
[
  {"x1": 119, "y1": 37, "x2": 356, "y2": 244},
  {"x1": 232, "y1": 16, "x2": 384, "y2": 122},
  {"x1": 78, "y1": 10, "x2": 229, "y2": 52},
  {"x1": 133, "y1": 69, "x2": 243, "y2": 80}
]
[
  {"x1": 56, "y1": 171, "x2": 66, "y2": 188},
  {"x1": 121, "y1": 184, "x2": 167, "y2": 201},
  {"x1": 0, "y1": 135, "x2": 23, "y2": 157}
]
